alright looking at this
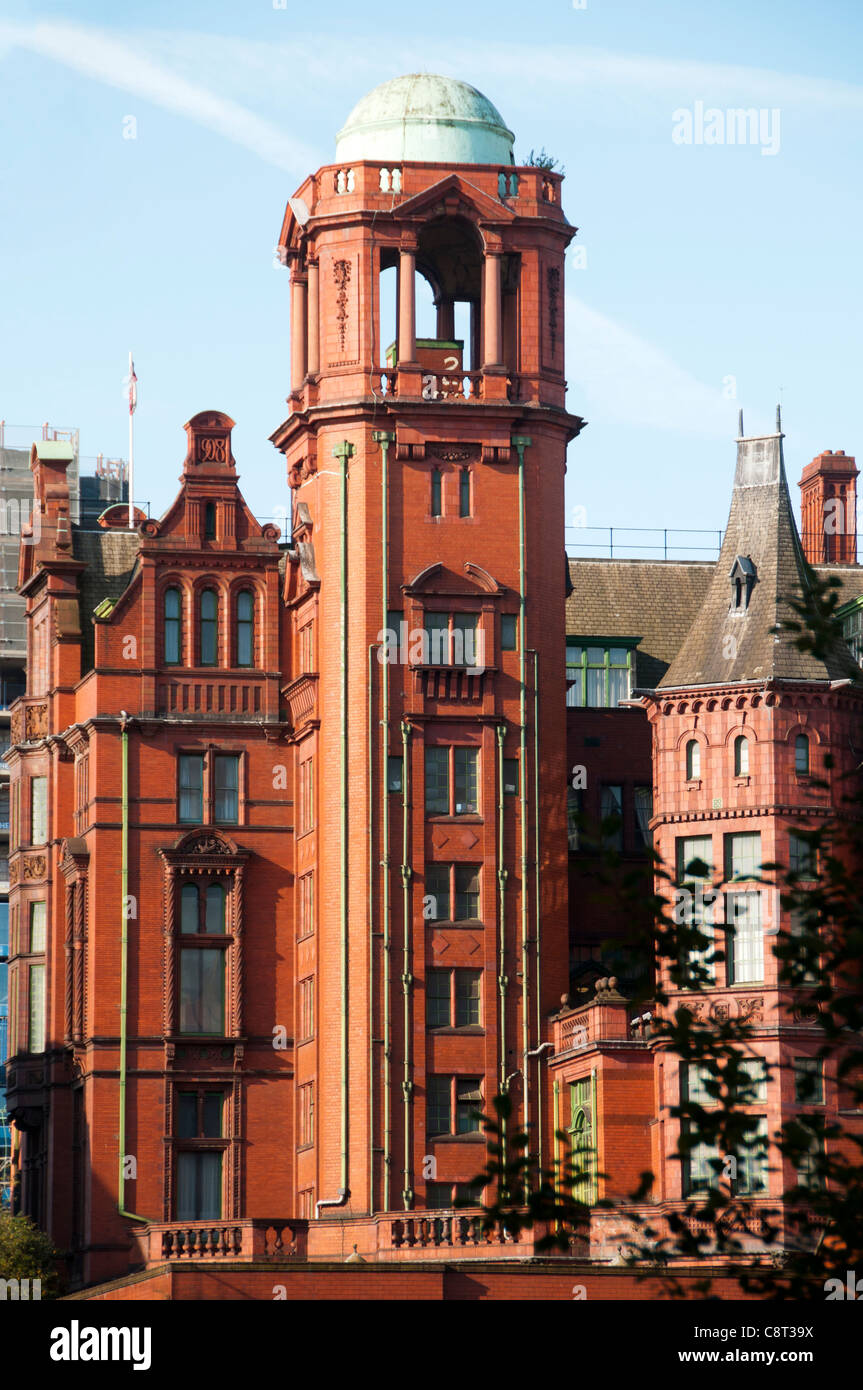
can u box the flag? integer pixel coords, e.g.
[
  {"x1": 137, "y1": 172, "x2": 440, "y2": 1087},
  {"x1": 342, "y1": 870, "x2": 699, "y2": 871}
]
[{"x1": 128, "y1": 356, "x2": 138, "y2": 416}]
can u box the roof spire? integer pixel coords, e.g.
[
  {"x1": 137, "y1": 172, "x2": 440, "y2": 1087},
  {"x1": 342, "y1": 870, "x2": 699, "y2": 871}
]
[
  {"x1": 738, "y1": 408, "x2": 744, "y2": 439},
  {"x1": 776, "y1": 402, "x2": 782, "y2": 433}
]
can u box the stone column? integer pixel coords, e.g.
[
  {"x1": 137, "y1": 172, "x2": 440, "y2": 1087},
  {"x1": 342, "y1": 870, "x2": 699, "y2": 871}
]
[
  {"x1": 437, "y1": 298, "x2": 455, "y2": 341},
  {"x1": 306, "y1": 258, "x2": 320, "y2": 377},
  {"x1": 398, "y1": 246, "x2": 417, "y2": 364},
  {"x1": 290, "y1": 270, "x2": 307, "y2": 392},
  {"x1": 482, "y1": 252, "x2": 502, "y2": 368}
]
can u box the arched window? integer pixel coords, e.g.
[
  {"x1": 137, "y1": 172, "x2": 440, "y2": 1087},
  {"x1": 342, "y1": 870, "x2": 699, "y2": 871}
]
[
  {"x1": 734, "y1": 735, "x2": 749, "y2": 776},
  {"x1": 795, "y1": 734, "x2": 810, "y2": 775},
  {"x1": 204, "y1": 501, "x2": 216, "y2": 539},
  {"x1": 200, "y1": 589, "x2": 218, "y2": 666},
  {"x1": 236, "y1": 591, "x2": 254, "y2": 668},
  {"x1": 164, "y1": 587, "x2": 182, "y2": 665},
  {"x1": 685, "y1": 739, "x2": 701, "y2": 780},
  {"x1": 205, "y1": 883, "x2": 226, "y2": 934},
  {"x1": 181, "y1": 883, "x2": 199, "y2": 934}
]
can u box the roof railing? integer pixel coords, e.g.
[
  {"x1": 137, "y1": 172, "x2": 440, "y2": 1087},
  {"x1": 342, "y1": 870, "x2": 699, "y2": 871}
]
[{"x1": 566, "y1": 525, "x2": 724, "y2": 561}]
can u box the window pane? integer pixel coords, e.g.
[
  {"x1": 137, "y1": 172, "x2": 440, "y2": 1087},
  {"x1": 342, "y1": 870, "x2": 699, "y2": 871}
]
[
  {"x1": 179, "y1": 755, "x2": 204, "y2": 824},
  {"x1": 788, "y1": 831, "x2": 816, "y2": 879},
  {"x1": 30, "y1": 901, "x2": 46, "y2": 953},
  {"x1": 427, "y1": 970, "x2": 451, "y2": 1026},
  {"x1": 202, "y1": 1093, "x2": 223, "y2": 1137},
  {"x1": 454, "y1": 748, "x2": 478, "y2": 814},
  {"x1": 425, "y1": 866, "x2": 450, "y2": 922},
  {"x1": 634, "y1": 786, "x2": 652, "y2": 849},
  {"x1": 501, "y1": 614, "x2": 517, "y2": 650},
  {"x1": 726, "y1": 891, "x2": 763, "y2": 983},
  {"x1": 200, "y1": 590, "x2": 218, "y2": 666},
  {"x1": 177, "y1": 1093, "x2": 198, "y2": 1139},
  {"x1": 452, "y1": 615, "x2": 478, "y2": 667},
  {"x1": 205, "y1": 883, "x2": 226, "y2": 934},
  {"x1": 724, "y1": 832, "x2": 761, "y2": 881},
  {"x1": 430, "y1": 469, "x2": 442, "y2": 517},
  {"x1": 427, "y1": 1076, "x2": 451, "y2": 1135},
  {"x1": 503, "y1": 758, "x2": 519, "y2": 795},
  {"x1": 30, "y1": 777, "x2": 47, "y2": 844},
  {"x1": 685, "y1": 740, "x2": 700, "y2": 780},
  {"x1": 165, "y1": 588, "x2": 182, "y2": 665},
  {"x1": 425, "y1": 748, "x2": 449, "y2": 814},
  {"x1": 459, "y1": 468, "x2": 471, "y2": 517},
  {"x1": 600, "y1": 785, "x2": 623, "y2": 851},
  {"x1": 181, "y1": 883, "x2": 199, "y2": 934},
  {"x1": 214, "y1": 755, "x2": 239, "y2": 823},
  {"x1": 677, "y1": 836, "x2": 713, "y2": 882},
  {"x1": 456, "y1": 1078, "x2": 482, "y2": 1133},
  {"x1": 455, "y1": 970, "x2": 481, "y2": 1026},
  {"x1": 607, "y1": 666, "x2": 629, "y2": 705},
  {"x1": 180, "y1": 948, "x2": 224, "y2": 1033},
  {"x1": 734, "y1": 736, "x2": 749, "y2": 776},
  {"x1": 734, "y1": 1117, "x2": 768, "y2": 1195},
  {"x1": 387, "y1": 756, "x2": 403, "y2": 794},
  {"x1": 608, "y1": 648, "x2": 629, "y2": 665},
  {"x1": 586, "y1": 647, "x2": 604, "y2": 664},
  {"x1": 237, "y1": 591, "x2": 254, "y2": 667},
  {"x1": 28, "y1": 963, "x2": 45, "y2": 1052},
  {"x1": 424, "y1": 612, "x2": 449, "y2": 665},
  {"x1": 585, "y1": 667, "x2": 604, "y2": 707},
  {"x1": 454, "y1": 866, "x2": 480, "y2": 920},
  {"x1": 794, "y1": 1058, "x2": 823, "y2": 1104},
  {"x1": 795, "y1": 735, "x2": 810, "y2": 775},
  {"x1": 177, "y1": 1151, "x2": 222, "y2": 1221}
]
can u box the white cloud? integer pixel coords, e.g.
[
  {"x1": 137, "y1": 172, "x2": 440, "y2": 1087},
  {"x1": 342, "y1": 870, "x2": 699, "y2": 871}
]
[{"x1": 0, "y1": 20, "x2": 319, "y2": 173}]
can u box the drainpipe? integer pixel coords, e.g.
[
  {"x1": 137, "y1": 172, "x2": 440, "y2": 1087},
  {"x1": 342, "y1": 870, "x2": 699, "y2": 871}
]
[
  {"x1": 512, "y1": 435, "x2": 532, "y2": 1161},
  {"x1": 118, "y1": 712, "x2": 149, "y2": 1223},
  {"x1": 334, "y1": 440, "x2": 354, "y2": 1202},
  {"x1": 531, "y1": 648, "x2": 544, "y2": 1170},
  {"x1": 315, "y1": 1189, "x2": 349, "y2": 1219},
  {"x1": 372, "y1": 429, "x2": 394, "y2": 1211},
  {"x1": 400, "y1": 718, "x2": 413, "y2": 1210},
  {"x1": 553, "y1": 1078, "x2": 561, "y2": 1233},
  {"x1": 367, "y1": 643, "x2": 375, "y2": 1214},
  {"x1": 495, "y1": 723, "x2": 508, "y2": 1090}
]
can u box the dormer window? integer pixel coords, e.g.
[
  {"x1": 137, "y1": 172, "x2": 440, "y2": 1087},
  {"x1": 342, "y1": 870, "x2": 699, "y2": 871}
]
[{"x1": 729, "y1": 556, "x2": 757, "y2": 612}]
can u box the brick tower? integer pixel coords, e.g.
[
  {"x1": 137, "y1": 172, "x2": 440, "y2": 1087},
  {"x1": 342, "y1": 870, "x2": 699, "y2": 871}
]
[{"x1": 270, "y1": 74, "x2": 584, "y2": 1226}]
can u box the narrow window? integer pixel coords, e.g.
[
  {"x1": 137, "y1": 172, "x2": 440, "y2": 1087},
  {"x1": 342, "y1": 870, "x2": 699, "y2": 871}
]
[
  {"x1": 204, "y1": 502, "x2": 216, "y2": 539},
  {"x1": 176, "y1": 1152, "x2": 222, "y2": 1220},
  {"x1": 795, "y1": 734, "x2": 810, "y2": 775},
  {"x1": 725, "y1": 891, "x2": 763, "y2": 983},
  {"x1": 29, "y1": 901, "x2": 46, "y2": 953},
  {"x1": 30, "y1": 776, "x2": 47, "y2": 844},
  {"x1": 427, "y1": 1076, "x2": 451, "y2": 1135},
  {"x1": 425, "y1": 747, "x2": 449, "y2": 814},
  {"x1": 181, "y1": 883, "x2": 199, "y2": 934},
  {"x1": 452, "y1": 614, "x2": 479, "y2": 667},
  {"x1": 788, "y1": 831, "x2": 816, "y2": 880},
  {"x1": 236, "y1": 591, "x2": 254, "y2": 668},
  {"x1": 387, "y1": 756, "x2": 403, "y2": 793},
  {"x1": 459, "y1": 468, "x2": 471, "y2": 517},
  {"x1": 214, "y1": 754, "x2": 239, "y2": 824},
  {"x1": 427, "y1": 970, "x2": 451, "y2": 1027},
  {"x1": 205, "y1": 882, "x2": 226, "y2": 933},
  {"x1": 164, "y1": 587, "x2": 182, "y2": 665},
  {"x1": 200, "y1": 589, "x2": 219, "y2": 666},
  {"x1": 424, "y1": 612, "x2": 449, "y2": 665},
  {"x1": 430, "y1": 468, "x2": 442, "y2": 517},
  {"x1": 179, "y1": 948, "x2": 224, "y2": 1033},
  {"x1": 501, "y1": 614, "x2": 518, "y2": 651},
  {"x1": 734, "y1": 735, "x2": 749, "y2": 776},
  {"x1": 179, "y1": 754, "x2": 204, "y2": 824},
  {"x1": 455, "y1": 969, "x2": 481, "y2": 1026},
  {"x1": 425, "y1": 865, "x2": 450, "y2": 922},
  {"x1": 454, "y1": 747, "x2": 478, "y2": 813},
  {"x1": 456, "y1": 1078, "x2": 482, "y2": 1133},
  {"x1": 454, "y1": 865, "x2": 480, "y2": 920},
  {"x1": 503, "y1": 758, "x2": 519, "y2": 795},
  {"x1": 685, "y1": 740, "x2": 700, "y2": 780},
  {"x1": 600, "y1": 784, "x2": 623, "y2": 852},
  {"x1": 794, "y1": 1057, "x2": 824, "y2": 1104},
  {"x1": 28, "y1": 962, "x2": 46, "y2": 1052}
]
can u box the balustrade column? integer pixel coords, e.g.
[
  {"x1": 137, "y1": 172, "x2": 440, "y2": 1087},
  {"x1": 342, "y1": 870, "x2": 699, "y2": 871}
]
[
  {"x1": 306, "y1": 258, "x2": 320, "y2": 377},
  {"x1": 290, "y1": 270, "x2": 308, "y2": 392},
  {"x1": 397, "y1": 246, "x2": 417, "y2": 364}
]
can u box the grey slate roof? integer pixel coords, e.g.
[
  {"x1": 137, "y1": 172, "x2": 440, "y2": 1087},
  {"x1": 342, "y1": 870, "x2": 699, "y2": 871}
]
[
  {"x1": 659, "y1": 431, "x2": 861, "y2": 689},
  {"x1": 566, "y1": 557, "x2": 714, "y2": 688},
  {"x1": 73, "y1": 527, "x2": 140, "y2": 673}
]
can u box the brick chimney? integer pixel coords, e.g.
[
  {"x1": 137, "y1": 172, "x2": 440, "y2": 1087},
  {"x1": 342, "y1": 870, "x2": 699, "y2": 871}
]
[{"x1": 799, "y1": 450, "x2": 858, "y2": 564}]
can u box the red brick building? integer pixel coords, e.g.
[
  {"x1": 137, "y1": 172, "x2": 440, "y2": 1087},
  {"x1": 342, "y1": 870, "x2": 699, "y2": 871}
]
[{"x1": 4, "y1": 75, "x2": 863, "y2": 1298}]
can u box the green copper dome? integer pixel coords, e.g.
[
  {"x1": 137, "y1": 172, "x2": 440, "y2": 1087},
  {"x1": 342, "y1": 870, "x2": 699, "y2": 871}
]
[{"x1": 335, "y1": 74, "x2": 515, "y2": 166}]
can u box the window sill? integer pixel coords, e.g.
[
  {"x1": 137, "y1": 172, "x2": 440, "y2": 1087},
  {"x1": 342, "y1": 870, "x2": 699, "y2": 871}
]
[
  {"x1": 427, "y1": 1132, "x2": 485, "y2": 1144},
  {"x1": 733, "y1": 777, "x2": 751, "y2": 788},
  {"x1": 685, "y1": 779, "x2": 702, "y2": 790},
  {"x1": 426, "y1": 814, "x2": 483, "y2": 824},
  {"x1": 426, "y1": 919, "x2": 484, "y2": 929},
  {"x1": 427, "y1": 1026, "x2": 485, "y2": 1036}
]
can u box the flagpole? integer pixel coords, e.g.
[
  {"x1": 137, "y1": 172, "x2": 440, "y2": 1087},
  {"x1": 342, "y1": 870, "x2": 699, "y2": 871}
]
[{"x1": 128, "y1": 350, "x2": 135, "y2": 530}]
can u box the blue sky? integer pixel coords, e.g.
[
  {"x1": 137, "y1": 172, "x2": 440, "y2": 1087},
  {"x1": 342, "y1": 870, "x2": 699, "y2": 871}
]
[{"x1": 1, "y1": 0, "x2": 861, "y2": 556}]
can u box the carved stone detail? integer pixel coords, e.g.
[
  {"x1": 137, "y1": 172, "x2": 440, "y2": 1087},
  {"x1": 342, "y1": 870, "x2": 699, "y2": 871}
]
[
  {"x1": 547, "y1": 266, "x2": 561, "y2": 356},
  {"x1": 333, "y1": 259, "x2": 352, "y2": 352}
]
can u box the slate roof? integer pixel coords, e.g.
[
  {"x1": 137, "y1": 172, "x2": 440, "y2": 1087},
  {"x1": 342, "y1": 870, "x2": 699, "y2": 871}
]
[
  {"x1": 659, "y1": 430, "x2": 861, "y2": 688},
  {"x1": 566, "y1": 557, "x2": 714, "y2": 689},
  {"x1": 73, "y1": 528, "x2": 140, "y2": 673}
]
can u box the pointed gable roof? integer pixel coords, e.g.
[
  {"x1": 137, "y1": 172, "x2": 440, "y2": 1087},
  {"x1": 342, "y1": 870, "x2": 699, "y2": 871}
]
[{"x1": 659, "y1": 419, "x2": 860, "y2": 689}]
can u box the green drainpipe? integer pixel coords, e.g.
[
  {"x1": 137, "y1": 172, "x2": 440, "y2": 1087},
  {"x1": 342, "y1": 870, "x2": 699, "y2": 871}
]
[
  {"x1": 367, "y1": 643, "x2": 375, "y2": 1213},
  {"x1": 400, "y1": 718, "x2": 413, "y2": 1209},
  {"x1": 334, "y1": 440, "x2": 355, "y2": 1198},
  {"x1": 495, "y1": 723, "x2": 508, "y2": 1090},
  {"x1": 372, "y1": 429, "x2": 394, "y2": 1211},
  {"x1": 512, "y1": 435, "x2": 532, "y2": 1159},
  {"x1": 118, "y1": 714, "x2": 149, "y2": 1223},
  {"x1": 531, "y1": 649, "x2": 544, "y2": 1171}
]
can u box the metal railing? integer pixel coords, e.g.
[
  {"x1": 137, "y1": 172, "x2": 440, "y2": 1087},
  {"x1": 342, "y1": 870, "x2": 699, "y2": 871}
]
[{"x1": 566, "y1": 525, "x2": 723, "y2": 560}]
